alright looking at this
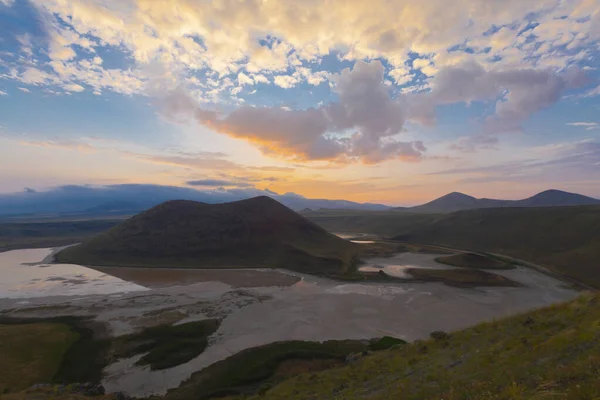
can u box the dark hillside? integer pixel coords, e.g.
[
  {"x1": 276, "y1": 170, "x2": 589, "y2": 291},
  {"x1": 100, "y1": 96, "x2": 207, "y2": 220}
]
[
  {"x1": 55, "y1": 196, "x2": 359, "y2": 274},
  {"x1": 308, "y1": 205, "x2": 600, "y2": 288}
]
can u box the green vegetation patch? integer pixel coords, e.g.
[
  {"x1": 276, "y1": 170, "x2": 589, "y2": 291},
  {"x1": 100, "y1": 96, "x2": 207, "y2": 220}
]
[
  {"x1": 407, "y1": 268, "x2": 520, "y2": 288},
  {"x1": 113, "y1": 319, "x2": 220, "y2": 370},
  {"x1": 435, "y1": 252, "x2": 515, "y2": 270},
  {"x1": 0, "y1": 322, "x2": 78, "y2": 393},
  {"x1": 0, "y1": 316, "x2": 111, "y2": 389},
  {"x1": 369, "y1": 336, "x2": 406, "y2": 351},
  {"x1": 254, "y1": 293, "x2": 600, "y2": 400},
  {"x1": 166, "y1": 338, "x2": 405, "y2": 400}
]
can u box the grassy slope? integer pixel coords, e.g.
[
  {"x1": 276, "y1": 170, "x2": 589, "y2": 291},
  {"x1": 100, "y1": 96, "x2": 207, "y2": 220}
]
[
  {"x1": 308, "y1": 205, "x2": 600, "y2": 288},
  {"x1": 0, "y1": 316, "x2": 111, "y2": 389},
  {"x1": 253, "y1": 293, "x2": 600, "y2": 400},
  {"x1": 435, "y1": 253, "x2": 515, "y2": 270},
  {"x1": 166, "y1": 338, "x2": 405, "y2": 400},
  {"x1": 0, "y1": 323, "x2": 78, "y2": 393},
  {"x1": 56, "y1": 198, "x2": 361, "y2": 275}
]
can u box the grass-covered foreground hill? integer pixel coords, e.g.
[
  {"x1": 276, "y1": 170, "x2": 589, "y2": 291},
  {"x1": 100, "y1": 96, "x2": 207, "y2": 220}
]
[
  {"x1": 250, "y1": 292, "x2": 600, "y2": 400},
  {"x1": 307, "y1": 205, "x2": 600, "y2": 289},
  {"x1": 3, "y1": 294, "x2": 600, "y2": 399},
  {"x1": 55, "y1": 197, "x2": 361, "y2": 274}
]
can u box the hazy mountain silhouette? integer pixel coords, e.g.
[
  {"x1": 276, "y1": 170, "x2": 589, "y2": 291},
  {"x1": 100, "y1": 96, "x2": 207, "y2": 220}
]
[{"x1": 400, "y1": 189, "x2": 600, "y2": 213}]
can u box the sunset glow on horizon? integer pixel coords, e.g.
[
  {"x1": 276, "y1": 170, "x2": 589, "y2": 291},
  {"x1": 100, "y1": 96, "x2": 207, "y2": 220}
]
[{"x1": 1, "y1": 0, "x2": 599, "y2": 205}]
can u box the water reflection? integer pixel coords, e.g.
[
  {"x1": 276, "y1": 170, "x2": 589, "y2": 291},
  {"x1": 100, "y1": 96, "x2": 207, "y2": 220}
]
[{"x1": 0, "y1": 248, "x2": 147, "y2": 298}]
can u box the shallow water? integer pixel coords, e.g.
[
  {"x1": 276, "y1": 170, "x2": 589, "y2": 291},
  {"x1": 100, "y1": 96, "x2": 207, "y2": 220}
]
[
  {"x1": 358, "y1": 252, "x2": 454, "y2": 278},
  {"x1": 0, "y1": 248, "x2": 147, "y2": 298}
]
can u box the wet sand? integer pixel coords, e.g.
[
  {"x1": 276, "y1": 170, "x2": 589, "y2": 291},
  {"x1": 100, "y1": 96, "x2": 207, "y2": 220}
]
[{"x1": 94, "y1": 266, "x2": 301, "y2": 288}]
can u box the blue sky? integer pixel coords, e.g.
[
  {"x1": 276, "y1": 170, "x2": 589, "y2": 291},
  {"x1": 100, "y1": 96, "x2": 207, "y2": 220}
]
[{"x1": 0, "y1": 0, "x2": 599, "y2": 205}]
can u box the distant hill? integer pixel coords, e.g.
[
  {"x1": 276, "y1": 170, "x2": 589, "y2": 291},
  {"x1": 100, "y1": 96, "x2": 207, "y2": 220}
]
[
  {"x1": 399, "y1": 189, "x2": 600, "y2": 213},
  {"x1": 84, "y1": 200, "x2": 142, "y2": 214},
  {"x1": 55, "y1": 196, "x2": 360, "y2": 274},
  {"x1": 307, "y1": 205, "x2": 600, "y2": 288}
]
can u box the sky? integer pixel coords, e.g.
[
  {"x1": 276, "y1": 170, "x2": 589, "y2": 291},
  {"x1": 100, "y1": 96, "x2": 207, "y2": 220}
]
[{"x1": 0, "y1": 0, "x2": 599, "y2": 206}]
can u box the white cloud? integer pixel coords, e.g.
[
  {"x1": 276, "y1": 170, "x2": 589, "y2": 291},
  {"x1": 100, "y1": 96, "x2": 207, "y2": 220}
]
[
  {"x1": 63, "y1": 83, "x2": 85, "y2": 92},
  {"x1": 251, "y1": 74, "x2": 269, "y2": 84},
  {"x1": 1, "y1": 0, "x2": 594, "y2": 101},
  {"x1": 20, "y1": 67, "x2": 52, "y2": 85},
  {"x1": 163, "y1": 61, "x2": 426, "y2": 164},
  {"x1": 0, "y1": 90, "x2": 7, "y2": 96},
  {"x1": 567, "y1": 122, "x2": 598, "y2": 127},
  {"x1": 18, "y1": 87, "x2": 31, "y2": 93},
  {"x1": 237, "y1": 72, "x2": 254, "y2": 86},
  {"x1": 408, "y1": 61, "x2": 587, "y2": 132},
  {"x1": 583, "y1": 85, "x2": 600, "y2": 98},
  {"x1": 0, "y1": 0, "x2": 14, "y2": 6},
  {"x1": 567, "y1": 122, "x2": 599, "y2": 130},
  {"x1": 274, "y1": 74, "x2": 300, "y2": 89}
]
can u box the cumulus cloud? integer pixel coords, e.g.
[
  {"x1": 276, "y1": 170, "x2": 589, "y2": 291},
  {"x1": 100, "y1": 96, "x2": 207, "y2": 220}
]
[
  {"x1": 273, "y1": 75, "x2": 300, "y2": 89},
  {"x1": 409, "y1": 61, "x2": 587, "y2": 132},
  {"x1": 164, "y1": 61, "x2": 426, "y2": 163},
  {"x1": 63, "y1": 83, "x2": 85, "y2": 92},
  {"x1": 1, "y1": 0, "x2": 596, "y2": 98}
]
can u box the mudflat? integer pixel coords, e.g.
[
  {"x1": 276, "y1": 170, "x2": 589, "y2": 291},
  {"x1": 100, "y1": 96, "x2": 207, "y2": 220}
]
[{"x1": 93, "y1": 267, "x2": 301, "y2": 288}]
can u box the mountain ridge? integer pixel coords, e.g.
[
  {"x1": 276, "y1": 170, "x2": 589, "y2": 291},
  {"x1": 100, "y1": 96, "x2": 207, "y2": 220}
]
[{"x1": 397, "y1": 189, "x2": 600, "y2": 213}]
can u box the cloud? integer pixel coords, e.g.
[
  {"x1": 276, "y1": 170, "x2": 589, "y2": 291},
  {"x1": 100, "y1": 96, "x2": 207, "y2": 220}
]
[
  {"x1": 1, "y1": 0, "x2": 596, "y2": 99},
  {"x1": 23, "y1": 187, "x2": 36, "y2": 193},
  {"x1": 0, "y1": 0, "x2": 14, "y2": 6},
  {"x1": 63, "y1": 83, "x2": 85, "y2": 92},
  {"x1": 19, "y1": 138, "x2": 96, "y2": 152},
  {"x1": 584, "y1": 85, "x2": 600, "y2": 97},
  {"x1": 0, "y1": 90, "x2": 7, "y2": 96},
  {"x1": 274, "y1": 75, "x2": 300, "y2": 89},
  {"x1": 237, "y1": 72, "x2": 254, "y2": 86},
  {"x1": 408, "y1": 61, "x2": 587, "y2": 132},
  {"x1": 131, "y1": 153, "x2": 242, "y2": 171},
  {"x1": 450, "y1": 135, "x2": 499, "y2": 153},
  {"x1": 186, "y1": 179, "x2": 253, "y2": 188},
  {"x1": 164, "y1": 61, "x2": 426, "y2": 163},
  {"x1": 428, "y1": 139, "x2": 600, "y2": 185},
  {"x1": 18, "y1": 87, "x2": 31, "y2": 93},
  {"x1": 567, "y1": 122, "x2": 599, "y2": 130}
]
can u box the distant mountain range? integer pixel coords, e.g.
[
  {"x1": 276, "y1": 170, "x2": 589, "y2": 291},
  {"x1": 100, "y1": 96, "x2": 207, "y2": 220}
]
[
  {"x1": 0, "y1": 184, "x2": 389, "y2": 219},
  {"x1": 395, "y1": 189, "x2": 600, "y2": 214},
  {"x1": 0, "y1": 184, "x2": 598, "y2": 219}
]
